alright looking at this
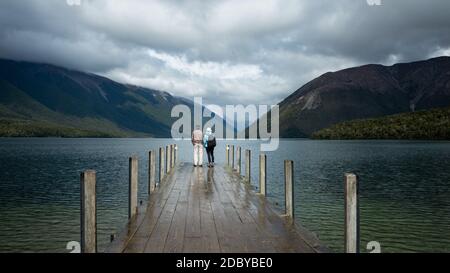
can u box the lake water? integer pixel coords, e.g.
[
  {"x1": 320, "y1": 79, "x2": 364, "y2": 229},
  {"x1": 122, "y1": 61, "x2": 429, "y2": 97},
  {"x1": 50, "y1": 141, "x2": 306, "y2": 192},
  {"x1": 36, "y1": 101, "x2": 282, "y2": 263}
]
[{"x1": 0, "y1": 138, "x2": 449, "y2": 253}]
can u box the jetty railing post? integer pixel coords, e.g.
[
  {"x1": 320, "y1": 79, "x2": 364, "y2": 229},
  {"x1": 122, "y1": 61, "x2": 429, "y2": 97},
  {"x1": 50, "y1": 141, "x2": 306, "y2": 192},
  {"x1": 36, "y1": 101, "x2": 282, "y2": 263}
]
[
  {"x1": 159, "y1": 147, "x2": 165, "y2": 184},
  {"x1": 236, "y1": 147, "x2": 241, "y2": 174},
  {"x1": 171, "y1": 144, "x2": 174, "y2": 168},
  {"x1": 245, "y1": 149, "x2": 251, "y2": 183},
  {"x1": 345, "y1": 173, "x2": 360, "y2": 253},
  {"x1": 169, "y1": 145, "x2": 172, "y2": 169},
  {"x1": 284, "y1": 160, "x2": 294, "y2": 218},
  {"x1": 167, "y1": 145, "x2": 171, "y2": 171},
  {"x1": 259, "y1": 154, "x2": 267, "y2": 196},
  {"x1": 226, "y1": 145, "x2": 230, "y2": 166},
  {"x1": 165, "y1": 146, "x2": 170, "y2": 174},
  {"x1": 174, "y1": 144, "x2": 178, "y2": 165},
  {"x1": 231, "y1": 145, "x2": 235, "y2": 170},
  {"x1": 172, "y1": 144, "x2": 176, "y2": 166},
  {"x1": 170, "y1": 145, "x2": 173, "y2": 171},
  {"x1": 171, "y1": 144, "x2": 175, "y2": 168},
  {"x1": 129, "y1": 156, "x2": 138, "y2": 219},
  {"x1": 80, "y1": 170, "x2": 96, "y2": 253},
  {"x1": 148, "y1": 150, "x2": 156, "y2": 194}
]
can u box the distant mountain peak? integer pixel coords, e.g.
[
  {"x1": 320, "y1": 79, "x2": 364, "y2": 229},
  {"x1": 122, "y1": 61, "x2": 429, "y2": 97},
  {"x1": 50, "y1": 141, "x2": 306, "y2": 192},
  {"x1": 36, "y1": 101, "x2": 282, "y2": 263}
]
[
  {"x1": 0, "y1": 58, "x2": 193, "y2": 137},
  {"x1": 277, "y1": 56, "x2": 450, "y2": 137}
]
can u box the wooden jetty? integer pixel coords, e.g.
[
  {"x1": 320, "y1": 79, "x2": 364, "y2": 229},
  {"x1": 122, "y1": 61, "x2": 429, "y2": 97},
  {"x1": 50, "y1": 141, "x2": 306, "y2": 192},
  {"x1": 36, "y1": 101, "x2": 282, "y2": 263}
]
[{"x1": 80, "y1": 144, "x2": 360, "y2": 253}]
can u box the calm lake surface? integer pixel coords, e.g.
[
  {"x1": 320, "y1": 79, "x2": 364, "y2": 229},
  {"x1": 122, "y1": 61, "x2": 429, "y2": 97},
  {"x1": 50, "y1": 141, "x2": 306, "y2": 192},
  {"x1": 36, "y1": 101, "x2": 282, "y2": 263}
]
[{"x1": 0, "y1": 138, "x2": 449, "y2": 253}]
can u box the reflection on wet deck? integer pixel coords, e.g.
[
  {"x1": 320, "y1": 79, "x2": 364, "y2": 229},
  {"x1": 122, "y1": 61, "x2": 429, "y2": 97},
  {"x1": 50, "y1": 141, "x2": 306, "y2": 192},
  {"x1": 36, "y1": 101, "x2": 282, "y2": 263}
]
[{"x1": 105, "y1": 163, "x2": 328, "y2": 253}]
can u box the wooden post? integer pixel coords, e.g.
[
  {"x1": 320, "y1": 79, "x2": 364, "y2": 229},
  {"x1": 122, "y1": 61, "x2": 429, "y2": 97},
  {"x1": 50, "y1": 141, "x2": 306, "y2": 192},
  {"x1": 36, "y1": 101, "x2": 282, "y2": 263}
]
[
  {"x1": 259, "y1": 154, "x2": 267, "y2": 196},
  {"x1": 170, "y1": 145, "x2": 174, "y2": 172},
  {"x1": 170, "y1": 144, "x2": 174, "y2": 169},
  {"x1": 165, "y1": 146, "x2": 170, "y2": 174},
  {"x1": 148, "y1": 150, "x2": 156, "y2": 194},
  {"x1": 170, "y1": 144, "x2": 174, "y2": 168},
  {"x1": 129, "y1": 156, "x2": 138, "y2": 219},
  {"x1": 174, "y1": 144, "x2": 178, "y2": 164},
  {"x1": 172, "y1": 144, "x2": 175, "y2": 167},
  {"x1": 245, "y1": 149, "x2": 251, "y2": 183},
  {"x1": 80, "y1": 170, "x2": 96, "y2": 253},
  {"x1": 159, "y1": 147, "x2": 165, "y2": 183},
  {"x1": 345, "y1": 173, "x2": 360, "y2": 253},
  {"x1": 167, "y1": 145, "x2": 170, "y2": 171},
  {"x1": 231, "y1": 145, "x2": 235, "y2": 170},
  {"x1": 284, "y1": 160, "x2": 294, "y2": 218},
  {"x1": 236, "y1": 147, "x2": 241, "y2": 174},
  {"x1": 226, "y1": 145, "x2": 229, "y2": 166}
]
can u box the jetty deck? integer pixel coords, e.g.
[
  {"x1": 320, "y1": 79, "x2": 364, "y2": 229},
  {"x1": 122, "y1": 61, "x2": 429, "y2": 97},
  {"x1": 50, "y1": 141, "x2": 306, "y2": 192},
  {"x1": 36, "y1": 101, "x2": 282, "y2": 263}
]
[{"x1": 104, "y1": 163, "x2": 328, "y2": 253}]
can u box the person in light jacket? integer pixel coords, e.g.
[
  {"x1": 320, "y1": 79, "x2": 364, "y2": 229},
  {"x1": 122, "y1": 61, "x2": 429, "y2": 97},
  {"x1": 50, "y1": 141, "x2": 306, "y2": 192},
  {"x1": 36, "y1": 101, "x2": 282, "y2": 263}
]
[
  {"x1": 203, "y1": 127, "x2": 216, "y2": 168},
  {"x1": 191, "y1": 125, "x2": 204, "y2": 167}
]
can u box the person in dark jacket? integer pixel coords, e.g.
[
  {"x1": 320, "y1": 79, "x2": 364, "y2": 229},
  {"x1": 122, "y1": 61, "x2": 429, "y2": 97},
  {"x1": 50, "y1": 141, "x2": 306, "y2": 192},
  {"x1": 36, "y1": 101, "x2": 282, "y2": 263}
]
[{"x1": 203, "y1": 127, "x2": 216, "y2": 168}]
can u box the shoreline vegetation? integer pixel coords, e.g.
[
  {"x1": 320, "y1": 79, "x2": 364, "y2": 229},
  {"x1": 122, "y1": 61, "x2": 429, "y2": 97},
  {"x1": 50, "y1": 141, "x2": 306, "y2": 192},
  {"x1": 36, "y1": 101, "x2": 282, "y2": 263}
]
[
  {"x1": 312, "y1": 107, "x2": 450, "y2": 140},
  {"x1": 2, "y1": 58, "x2": 450, "y2": 140},
  {"x1": 2, "y1": 107, "x2": 450, "y2": 140},
  {"x1": 0, "y1": 119, "x2": 121, "y2": 138}
]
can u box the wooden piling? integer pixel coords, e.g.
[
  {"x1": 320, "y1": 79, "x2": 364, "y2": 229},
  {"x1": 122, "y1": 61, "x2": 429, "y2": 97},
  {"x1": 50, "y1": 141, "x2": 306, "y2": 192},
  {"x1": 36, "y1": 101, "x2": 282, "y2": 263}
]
[
  {"x1": 236, "y1": 146, "x2": 241, "y2": 174},
  {"x1": 80, "y1": 170, "x2": 96, "y2": 253},
  {"x1": 174, "y1": 144, "x2": 178, "y2": 165},
  {"x1": 284, "y1": 160, "x2": 294, "y2": 218},
  {"x1": 105, "y1": 163, "x2": 331, "y2": 253},
  {"x1": 173, "y1": 144, "x2": 176, "y2": 166},
  {"x1": 159, "y1": 147, "x2": 165, "y2": 183},
  {"x1": 259, "y1": 154, "x2": 267, "y2": 196},
  {"x1": 165, "y1": 146, "x2": 170, "y2": 174},
  {"x1": 226, "y1": 145, "x2": 229, "y2": 166},
  {"x1": 148, "y1": 150, "x2": 156, "y2": 194},
  {"x1": 231, "y1": 145, "x2": 235, "y2": 170},
  {"x1": 171, "y1": 144, "x2": 175, "y2": 168},
  {"x1": 345, "y1": 173, "x2": 360, "y2": 253},
  {"x1": 129, "y1": 156, "x2": 138, "y2": 219},
  {"x1": 245, "y1": 149, "x2": 251, "y2": 183}
]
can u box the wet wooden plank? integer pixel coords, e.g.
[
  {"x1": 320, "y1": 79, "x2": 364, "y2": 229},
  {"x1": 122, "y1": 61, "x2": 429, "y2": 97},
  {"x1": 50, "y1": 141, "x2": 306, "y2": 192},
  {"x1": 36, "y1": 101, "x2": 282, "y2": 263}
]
[
  {"x1": 143, "y1": 201, "x2": 178, "y2": 253},
  {"x1": 217, "y1": 166, "x2": 316, "y2": 253},
  {"x1": 163, "y1": 201, "x2": 188, "y2": 253},
  {"x1": 210, "y1": 198, "x2": 246, "y2": 253},
  {"x1": 199, "y1": 199, "x2": 221, "y2": 252},
  {"x1": 184, "y1": 168, "x2": 202, "y2": 238},
  {"x1": 163, "y1": 169, "x2": 191, "y2": 253},
  {"x1": 215, "y1": 167, "x2": 277, "y2": 253},
  {"x1": 143, "y1": 169, "x2": 185, "y2": 253},
  {"x1": 121, "y1": 163, "x2": 184, "y2": 253},
  {"x1": 105, "y1": 162, "x2": 328, "y2": 253}
]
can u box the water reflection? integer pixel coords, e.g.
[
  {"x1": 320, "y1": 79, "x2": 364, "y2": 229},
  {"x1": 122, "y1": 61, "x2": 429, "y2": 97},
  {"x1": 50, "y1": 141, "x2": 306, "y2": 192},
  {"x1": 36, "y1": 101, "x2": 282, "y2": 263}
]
[{"x1": 0, "y1": 138, "x2": 449, "y2": 253}]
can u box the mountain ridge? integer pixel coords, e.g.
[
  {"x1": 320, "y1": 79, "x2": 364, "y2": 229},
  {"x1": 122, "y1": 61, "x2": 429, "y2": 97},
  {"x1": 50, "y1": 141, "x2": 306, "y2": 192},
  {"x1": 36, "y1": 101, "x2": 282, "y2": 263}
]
[
  {"x1": 277, "y1": 56, "x2": 450, "y2": 137},
  {"x1": 0, "y1": 58, "x2": 193, "y2": 137},
  {"x1": 312, "y1": 106, "x2": 450, "y2": 140}
]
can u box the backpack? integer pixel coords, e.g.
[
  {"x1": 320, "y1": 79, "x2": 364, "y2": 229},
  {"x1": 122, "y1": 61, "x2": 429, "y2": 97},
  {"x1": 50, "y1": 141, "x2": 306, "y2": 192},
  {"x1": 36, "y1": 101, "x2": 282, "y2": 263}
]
[{"x1": 207, "y1": 135, "x2": 216, "y2": 148}]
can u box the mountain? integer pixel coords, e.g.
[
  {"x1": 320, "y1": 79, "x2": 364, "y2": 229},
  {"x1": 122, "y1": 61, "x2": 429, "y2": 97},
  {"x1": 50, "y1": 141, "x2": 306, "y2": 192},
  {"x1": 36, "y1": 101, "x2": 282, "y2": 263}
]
[
  {"x1": 0, "y1": 59, "x2": 195, "y2": 137},
  {"x1": 277, "y1": 56, "x2": 450, "y2": 137},
  {"x1": 312, "y1": 107, "x2": 450, "y2": 140}
]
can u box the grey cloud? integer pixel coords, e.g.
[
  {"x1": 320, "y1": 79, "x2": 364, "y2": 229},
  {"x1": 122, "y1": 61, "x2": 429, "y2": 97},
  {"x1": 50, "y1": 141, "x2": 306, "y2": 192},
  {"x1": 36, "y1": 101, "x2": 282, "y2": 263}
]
[{"x1": 0, "y1": 0, "x2": 450, "y2": 106}]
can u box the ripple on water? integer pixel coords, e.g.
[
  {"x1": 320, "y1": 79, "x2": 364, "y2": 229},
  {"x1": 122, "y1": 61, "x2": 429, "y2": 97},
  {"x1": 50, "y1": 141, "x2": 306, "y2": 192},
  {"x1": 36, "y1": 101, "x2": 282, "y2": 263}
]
[{"x1": 0, "y1": 139, "x2": 450, "y2": 253}]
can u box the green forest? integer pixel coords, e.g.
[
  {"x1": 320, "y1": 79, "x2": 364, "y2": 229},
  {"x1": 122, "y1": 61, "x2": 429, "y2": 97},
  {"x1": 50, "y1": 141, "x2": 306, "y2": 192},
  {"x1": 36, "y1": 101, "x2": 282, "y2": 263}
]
[
  {"x1": 312, "y1": 107, "x2": 450, "y2": 140},
  {"x1": 0, "y1": 119, "x2": 118, "y2": 138}
]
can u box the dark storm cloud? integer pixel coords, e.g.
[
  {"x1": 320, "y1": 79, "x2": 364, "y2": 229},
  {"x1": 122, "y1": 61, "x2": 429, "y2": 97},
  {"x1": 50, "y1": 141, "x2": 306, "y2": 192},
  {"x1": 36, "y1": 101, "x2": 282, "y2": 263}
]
[{"x1": 0, "y1": 0, "x2": 449, "y2": 105}]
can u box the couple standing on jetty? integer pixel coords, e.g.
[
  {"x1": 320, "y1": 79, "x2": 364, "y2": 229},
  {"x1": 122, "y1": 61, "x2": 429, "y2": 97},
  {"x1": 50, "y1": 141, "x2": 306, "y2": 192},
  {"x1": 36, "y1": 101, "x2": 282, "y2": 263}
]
[{"x1": 191, "y1": 125, "x2": 217, "y2": 167}]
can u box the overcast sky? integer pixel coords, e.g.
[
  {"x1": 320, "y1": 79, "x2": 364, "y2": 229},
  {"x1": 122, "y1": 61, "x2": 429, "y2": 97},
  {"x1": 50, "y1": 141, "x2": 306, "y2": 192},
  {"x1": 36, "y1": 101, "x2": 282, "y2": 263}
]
[{"x1": 1, "y1": 0, "x2": 450, "y2": 106}]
